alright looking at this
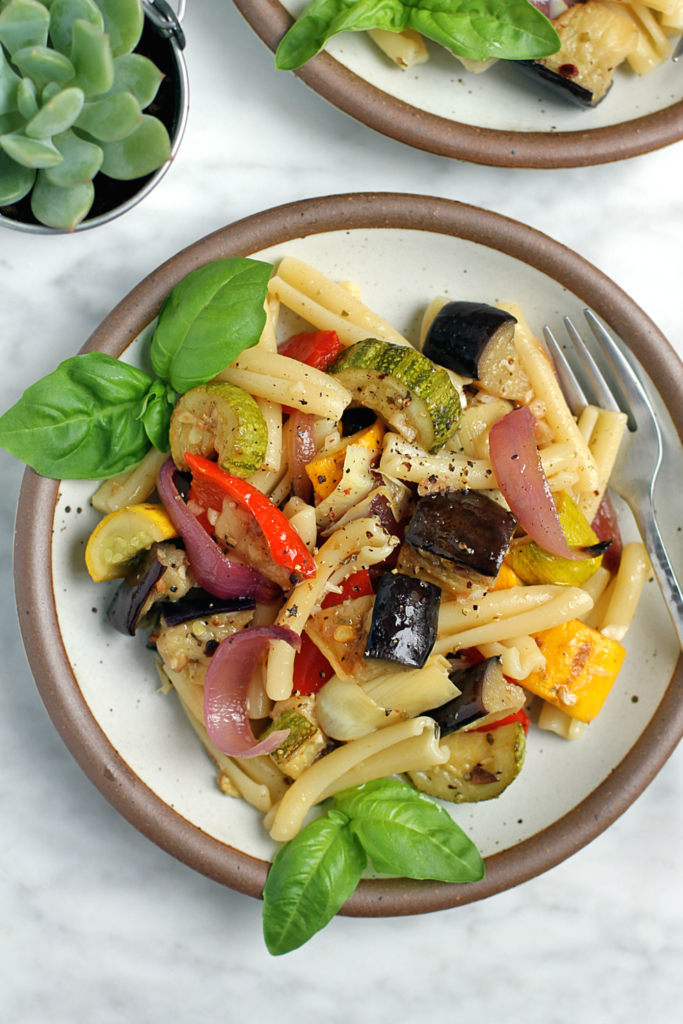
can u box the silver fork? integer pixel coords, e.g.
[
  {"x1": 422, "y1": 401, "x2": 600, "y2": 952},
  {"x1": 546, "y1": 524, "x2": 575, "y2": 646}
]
[{"x1": 543, "y1": 309, "x2": 683, "y2": 649}]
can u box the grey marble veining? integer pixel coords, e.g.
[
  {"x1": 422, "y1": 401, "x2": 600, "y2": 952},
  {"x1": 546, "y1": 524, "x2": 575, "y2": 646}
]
[{"x1": 2, "y1": 1, "x2": 683, "y2": 1020}]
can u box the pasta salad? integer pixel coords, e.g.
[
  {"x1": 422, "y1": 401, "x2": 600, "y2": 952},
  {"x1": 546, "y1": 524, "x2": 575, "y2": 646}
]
[
  {"x1": 276, "y1": 0, "x2": 683, "y2": 109},
  {"x1": 0, "y1": 254, "x2": 652, "y2": 952}
]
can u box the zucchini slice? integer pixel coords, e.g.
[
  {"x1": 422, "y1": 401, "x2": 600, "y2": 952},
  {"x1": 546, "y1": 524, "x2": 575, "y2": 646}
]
[
  {"x1": 407, "y1": 721, "x2": 526, "y2": 803},
  {"x1": 169, "y1": 381, "x2": 268, "y2": 478},
  {"x1": 328, "y1": 339, "x2": 461, "y2": 453},
  {"x1": 261, "y1": 697, "x2": 332, "y2": 779}
]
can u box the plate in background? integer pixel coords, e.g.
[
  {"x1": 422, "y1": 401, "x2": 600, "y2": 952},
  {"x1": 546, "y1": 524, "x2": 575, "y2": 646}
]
[
  {"x1": 14, "y1": 193, "x2": 683, "y2": 915},
  {"x1": 232, "y1": 0, "x2": 683, "y2": 168}
]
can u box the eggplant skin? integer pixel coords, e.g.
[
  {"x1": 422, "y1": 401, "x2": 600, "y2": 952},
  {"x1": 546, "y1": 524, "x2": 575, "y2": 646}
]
[
  {"x1": 422, "y1": 301, "x2": 517, "y2": 379},
  {"x1": 405, "y1": 491, "x2": 517, "y2": 581},
  {"x1": 108, "y1": 546, "x2": 168, "y2": 637},
  {"x1": 514, "y1": 60, "x2": 596, "y2": 109},
  {"x1": 365, "y1": 572, "x2": 441, "y2": 669},
  {"x1": 160, "y1": 590, "x2": 256, "y2": 628},
  {"x1": 425, "y1": 657, "x2": 503, "y2": 735}
]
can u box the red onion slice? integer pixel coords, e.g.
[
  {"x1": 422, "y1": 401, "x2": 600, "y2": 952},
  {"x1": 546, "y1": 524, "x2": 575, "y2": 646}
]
[
  {"x1": 287, "y1": 410, "x2": 317, "y2": 502},
  {"x1": 488, "y1": 407, "x2": 582, "y2": 560},
  {"x1": 204, "y1": 625, "x2": 301, "y2": 757},
  {"x1": 157, "y1": 458, "x2": 280, "y2": 603}
]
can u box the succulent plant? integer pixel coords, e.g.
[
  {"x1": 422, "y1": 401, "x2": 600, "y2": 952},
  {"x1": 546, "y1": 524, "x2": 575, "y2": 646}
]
[{"x1": 0, "y1": 0, "x2": 172, "y2": 230}]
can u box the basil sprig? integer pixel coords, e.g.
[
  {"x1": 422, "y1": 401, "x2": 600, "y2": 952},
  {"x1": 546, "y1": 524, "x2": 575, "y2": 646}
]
[
  {"x1": 262, "y1": 809, "x2": 367, "y2": 956},
  {"x1": 0, "y1": 257, "x2": 271, "y2": 479},
  {"x1": 275, "y1": 0, "x2": 560, "y2": 71},
  {"x1": 0, "y1": 353, "x2": 154, "y2": 480},
  {"x1": 262, "y1": 778, "x2": 485, "y2": 955},
  {"x1": 150, "y1": 258, "x2": 272, "y2": 393}
]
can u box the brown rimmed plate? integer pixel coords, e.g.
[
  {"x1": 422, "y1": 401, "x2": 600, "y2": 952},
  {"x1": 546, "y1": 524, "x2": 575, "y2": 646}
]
[
  {"x1": 14, "y1": 192, "x2": 683, "y2": 916},
  {"x1": 232, "y1": 0, "x2": 683, "y2": 169}
]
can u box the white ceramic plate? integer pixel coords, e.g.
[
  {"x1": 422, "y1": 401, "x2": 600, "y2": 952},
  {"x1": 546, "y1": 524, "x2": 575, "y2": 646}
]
[
  {"x1": 233, "y1": 0, "x2": 683, "y2": 167},
  {"x1": 16, "y1": 195, "x2": 683, "y2": 913}
]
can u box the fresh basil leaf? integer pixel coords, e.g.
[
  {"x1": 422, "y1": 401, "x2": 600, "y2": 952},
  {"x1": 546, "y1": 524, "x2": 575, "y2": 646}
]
[
  {"x1": 334, "y1": 778, "x2": 485, "y2": 883},
  {"x1": 262, "y1": 812, "x2": 366, "y2": 956},
  {"x1": 0, "y1": 352, "x2": 152, "y2": 479},
  {"x1": 150, "y1": 257, "x2": 272, "y2": 394},
  {"x1": 275, "y1": 0, "x2": 559, "y2": 70},
  {"x1": 408, "y1": 0, "x2": 560, "y2": 62},
  {"x1": 137, "y1": 378, "x2": 176, "y2": 452},
  {"x1": 276, "y1": 0, "x2": 405, "y2": 70}
]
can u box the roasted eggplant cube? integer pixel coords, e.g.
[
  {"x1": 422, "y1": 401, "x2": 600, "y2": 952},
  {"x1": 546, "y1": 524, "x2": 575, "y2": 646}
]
[
  {"x1": 513, "y1": 1, "x2": 639, "y2": 108},
  {"x1": 424, "y1": 656, "x2": 525, "y2": 735},
  {"x1": 423, "y1": 302, "x2": 516, "y2": 380},
  {"x1": 405, "y1": 491, "x2": 517, "y2": 586},
  {"x1": 108, "y1": 545, "x2": 168, "y2": 636},
  {"x1": 364, "y1": 573, "x2": 440, "y2": 669}
]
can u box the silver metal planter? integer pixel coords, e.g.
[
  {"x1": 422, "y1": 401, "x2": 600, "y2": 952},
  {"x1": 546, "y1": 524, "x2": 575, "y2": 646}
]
[{"x1": 0, "y1": 0, "x2": 189, "y2": 234}]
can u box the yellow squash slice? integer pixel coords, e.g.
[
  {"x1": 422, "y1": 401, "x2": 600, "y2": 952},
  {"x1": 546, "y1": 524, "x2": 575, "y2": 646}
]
[{"x1": 85, "y1": 503, "x2": 178, "y2": 582}]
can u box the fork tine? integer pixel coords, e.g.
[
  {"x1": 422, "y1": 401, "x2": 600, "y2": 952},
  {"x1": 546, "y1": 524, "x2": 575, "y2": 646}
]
[
  {"x1": 583, "y1": 310, "x2": 648, "y2": 434},
  {"x1": 563, "y1": 316, "x2": 622, "y2": 415},
  {"x1": 542, "y1": 325, "x2": 587, "y2": 418}
]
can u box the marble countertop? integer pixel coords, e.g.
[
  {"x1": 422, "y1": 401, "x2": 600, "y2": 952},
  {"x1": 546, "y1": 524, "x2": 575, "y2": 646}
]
[{"x1": 2, "y1": 2, "x2": 683, "y2": 1020}]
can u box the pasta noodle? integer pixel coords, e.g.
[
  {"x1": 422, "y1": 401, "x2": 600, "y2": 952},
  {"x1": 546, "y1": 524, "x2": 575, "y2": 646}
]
[
  {"x1": 578, "y1": 408, "x2": 628, "y2": 522},
  {"x1": 216, "y1": 355, "x2": 350, "y2": 418},
  {"x1": 437, "y1": 584, "x2": 568, "y2": 636},
  {"x1": 367, "y1": 27, "x2": 430, "y2": 67},
  {"x1": 433, "y1": 587, "x2": 594, "y2": 656},
  {"x1": 318, "y1": 726, "x2": 449, "y2": 801},
  {"x1": 269, "y1": 717, "x2": 446, "y2": 841},
  {"x1": 538, "y1": 702, "x2": 586, "y2": 741},
  {"x1": 274, "y1": 257, "x2": 411, "y2": 349},
  {"x1": 255, "y1": 396, "x2": 283, "y2": 474},
  {"x1": 91, "y1": 446, "x2": 168, "y2": 513},
  {"x1": 380, "y1": 433, "x2": 580, "y2": 490},
  {"x1": 477, "y1": 635, "x2": 546, "y2": 680},
  {"x1": 600, "y1": 542, "x2": 652, "y2": 641}
]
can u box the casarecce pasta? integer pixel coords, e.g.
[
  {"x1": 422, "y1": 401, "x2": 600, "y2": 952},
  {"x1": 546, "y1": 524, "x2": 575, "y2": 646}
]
[{"x1": 89, "y1": 255, "x2": 652, "y2": 839}]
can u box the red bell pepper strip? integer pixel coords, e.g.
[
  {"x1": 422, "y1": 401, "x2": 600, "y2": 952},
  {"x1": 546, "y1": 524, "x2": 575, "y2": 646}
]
[
  {"x1": 473, "y1": 707, "x2": 530, "y2": 737},
  {"x1": 322, "y1": 568, "x2": 374, "y2": 608},
  {"x1": 278, "y1": 331, "x2": 342, "y2": 415},
  {"x1": 278, "y1": 330, "x2": 341, "y2": 370},
  {"x1": 292, "y1": 632, "x2": 334, "y2": 695},
  {"x1": 187, "y1": 485, "x2": 213, "y2": 535},
  {"x1": 185, "y1": 453, "x2": 317, "y2": 580}
]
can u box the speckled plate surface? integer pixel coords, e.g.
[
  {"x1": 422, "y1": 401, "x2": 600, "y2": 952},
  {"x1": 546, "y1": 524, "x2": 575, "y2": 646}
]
[
  {"x1": 232, "y1": 0, "x2": 683, "y2": 168},
  {"x1": 14, "y1": 193, "x2": 683, "y2": 915}
]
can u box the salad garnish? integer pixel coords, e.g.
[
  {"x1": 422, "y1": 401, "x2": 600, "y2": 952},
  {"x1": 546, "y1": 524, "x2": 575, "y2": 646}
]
[
  {"x1": 275, "y1": 0, "x2": 561, "y2": 71},
  {"x1": 0, "y1": 256, "x2": 272, "y2": 478},
  {"x1": 263, "y1": 778, "x2": 484, "y2": 955}
]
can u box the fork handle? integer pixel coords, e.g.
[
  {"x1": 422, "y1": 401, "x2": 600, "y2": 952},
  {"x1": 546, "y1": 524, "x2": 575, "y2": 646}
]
[{"x1": 631, "y1": 497, "x2": 683, "y2": 650}]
